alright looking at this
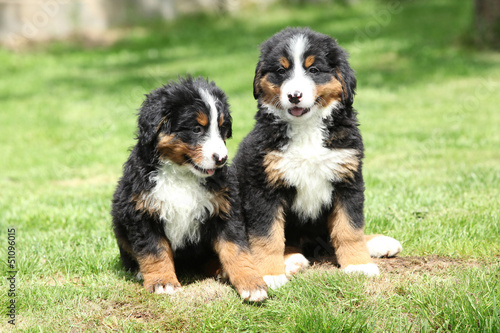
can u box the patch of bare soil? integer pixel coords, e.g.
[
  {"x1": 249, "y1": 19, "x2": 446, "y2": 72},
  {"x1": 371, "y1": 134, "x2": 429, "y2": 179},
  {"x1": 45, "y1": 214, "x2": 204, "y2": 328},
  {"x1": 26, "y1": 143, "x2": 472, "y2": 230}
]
[
  {"x1": 374, "y1": 255, "x2": 485, "y2": 273},
  {"x1": 309, "y1": 255, "x2": 487, "y2": 274}
]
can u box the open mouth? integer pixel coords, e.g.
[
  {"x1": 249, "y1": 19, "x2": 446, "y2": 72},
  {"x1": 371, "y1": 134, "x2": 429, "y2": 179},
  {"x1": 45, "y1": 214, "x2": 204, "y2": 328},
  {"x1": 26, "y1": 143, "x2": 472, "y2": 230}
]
[
  {"x1": 188, "y1": 160, "x2": 216, "y2": 176},
  {"x1": 288, "y1": 107, "x2": 310, "y2": 117}
]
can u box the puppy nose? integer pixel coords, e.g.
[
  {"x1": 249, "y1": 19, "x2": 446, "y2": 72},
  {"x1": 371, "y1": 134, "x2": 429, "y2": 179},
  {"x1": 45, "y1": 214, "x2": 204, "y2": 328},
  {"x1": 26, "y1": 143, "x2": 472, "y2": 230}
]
[
  {"x1": 213, "y1": 153, "x2": 228, "y2": 166},
  {"x1": 287, "y1": 91, "x2": 303, "y2": 104}
]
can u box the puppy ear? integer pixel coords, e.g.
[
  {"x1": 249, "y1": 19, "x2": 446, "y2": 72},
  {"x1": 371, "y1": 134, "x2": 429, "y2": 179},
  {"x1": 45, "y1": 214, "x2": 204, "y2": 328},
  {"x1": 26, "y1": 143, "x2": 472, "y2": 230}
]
[
  {"x1": 226, "y1": 111, "x2": 233, "y2": 139},
  {"x1": 327, "y1": 42, "x2": 357, "y2": 107},
  {"x1": 335, "y1": 64, "x2": 356, "y2": 107},
  {"x1": 137, "y1": 90, "x2": 171, "y2": 146},
  {"x1": 226, "y1": 122, "x2": 233, "y2": 140},
  {"x1": 253, "y1": 60, "x2": 263, "y2": 100}
]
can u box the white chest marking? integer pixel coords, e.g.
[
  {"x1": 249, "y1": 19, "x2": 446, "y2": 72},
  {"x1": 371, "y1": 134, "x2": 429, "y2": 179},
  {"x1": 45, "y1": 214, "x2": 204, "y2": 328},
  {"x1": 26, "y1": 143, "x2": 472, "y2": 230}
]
[
  {"x1": 139, "y1": 162, "x2": 215, "y2": 250},
  {"x1": 269, "y1": 120, "x2": 359, "y2": 221}
]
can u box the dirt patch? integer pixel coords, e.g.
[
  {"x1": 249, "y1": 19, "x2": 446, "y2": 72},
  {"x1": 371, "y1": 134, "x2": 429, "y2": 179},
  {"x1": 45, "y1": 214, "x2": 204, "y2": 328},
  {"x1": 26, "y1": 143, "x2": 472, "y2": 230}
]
[
  {"x1": 374, "y1": 255, "x2": 484, "y2": 273},
  {"x1": 309, "y1": 255, "x2": 486, "y2": 274},
  {"x1": 302, "y1": 256, "x2": 495, "y2": 303},
  {"x1": 41, "y1": 275, "x2": 82, "y2": 286},
  {"x1": 181, "y1": 279, "x2": 232, "y2": 303}
]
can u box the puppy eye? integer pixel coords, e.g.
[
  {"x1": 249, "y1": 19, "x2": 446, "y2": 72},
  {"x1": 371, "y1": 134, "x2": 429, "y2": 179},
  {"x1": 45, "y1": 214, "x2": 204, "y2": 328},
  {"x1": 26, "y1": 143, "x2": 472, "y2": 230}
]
[
  {"x1": 193, "y1": 126, "x2": 203, "y2": 134},
  {"x1": 277, "y1": 68, "x2": 286, "y2": 75},
  {"x1": 309, "y1": 67, "x2": 319, "y2": 74}
]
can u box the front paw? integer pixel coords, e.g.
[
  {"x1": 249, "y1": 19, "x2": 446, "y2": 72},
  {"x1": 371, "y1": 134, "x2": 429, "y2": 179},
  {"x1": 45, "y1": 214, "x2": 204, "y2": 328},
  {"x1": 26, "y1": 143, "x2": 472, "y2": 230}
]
[
  {"x1": 263, "y1": 274, "x2": 289, "y2": 289},
  {"x1": 239, "y1": 287, "x2": 268, "y2": 302},
  {"x1": 151, "y1": 283, "x2": 183, "y2": 294},
  {"x1": 284, "y1": 253, "x2": 310, "y2": 277},
  {"x1": 367, "y1": 236, "x2": 402, "y2": 258},
  {"x1": 234, "y1": 277, "x2": 268, "y2": 302},
  {"x1": 144, "y1": 276, "x2": 182, "y2": 295}
]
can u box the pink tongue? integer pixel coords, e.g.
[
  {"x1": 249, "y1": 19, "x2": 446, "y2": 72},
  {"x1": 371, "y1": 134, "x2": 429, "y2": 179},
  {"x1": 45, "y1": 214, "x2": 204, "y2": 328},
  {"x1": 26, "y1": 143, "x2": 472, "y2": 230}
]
[
  {"x1": 206, "y1": 169, "x2": 215, "y2": 176},
  {"x1": 290, "y1": 107, "x2": 305, "y2": 116}
]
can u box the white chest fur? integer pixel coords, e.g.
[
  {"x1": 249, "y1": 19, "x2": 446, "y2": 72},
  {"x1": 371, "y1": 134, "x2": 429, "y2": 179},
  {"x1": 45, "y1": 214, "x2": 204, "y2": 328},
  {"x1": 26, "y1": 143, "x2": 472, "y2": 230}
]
[
  {"x1": 268, "y1": 120, "x2": 359, "y2": 221},
  {"x1": 139, "y1": 162, "x2": 215, "y2": 250}
]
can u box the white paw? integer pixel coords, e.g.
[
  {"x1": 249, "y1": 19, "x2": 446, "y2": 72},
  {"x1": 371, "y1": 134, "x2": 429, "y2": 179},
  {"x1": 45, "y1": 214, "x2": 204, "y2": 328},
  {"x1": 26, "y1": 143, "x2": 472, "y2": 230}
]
[
  {"x1": 367, "y1": 236, "x2": 402, "y2": 258},
  {"x1": 344, "y1": 263, "x2": 380, "y2": 277},
  {"x1": 263, "y1": 274, "x2": 289, "y2": 289},
  {"x1": 135, "y1": 272, "x2": 143, "y2": 281},
  {"x1": 154, "y1": 284, "x2": 183, "y2": 295},
  {"x1": 240, "y1": 289, "x2": 268, "y2": 302},
  {"x1": 285, "y1": 253, "x2": 310, "y2": 277}
]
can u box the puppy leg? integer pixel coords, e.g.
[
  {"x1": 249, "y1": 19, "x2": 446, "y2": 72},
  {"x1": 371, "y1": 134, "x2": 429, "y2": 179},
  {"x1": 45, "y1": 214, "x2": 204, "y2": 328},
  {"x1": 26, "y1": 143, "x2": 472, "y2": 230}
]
[
  {"x1": 248, "y1": 206, "x2": 288, "y2": 289},
  {"x1": 116, "y1": 236, "x2": 139, "y2": 273},
  {"x1": 137, "y1": 238, "x2": 182, "y2": 294},
  {"x1": 328, "y1": 201, "x2": 379, "y2": 277},
  {"x1": 215, "y1": 240, "x2": 268, "y2": 302},
  {"x1": 284, "y1": 246, "x2": 310, "y2": 277},
  {"x1": 365, "y1": 234, "x2": 402, "y2": 258}
]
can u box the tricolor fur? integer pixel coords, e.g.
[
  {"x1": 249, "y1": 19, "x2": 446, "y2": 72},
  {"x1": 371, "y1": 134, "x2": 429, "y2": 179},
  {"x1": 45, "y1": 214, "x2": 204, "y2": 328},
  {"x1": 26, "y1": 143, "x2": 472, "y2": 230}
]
[
  {"x1": 233, "y1": 28, "x2": 402, "y2": 288},
  {"x1": 112, "y1": 77, "x2": 267, "y2": 301}
]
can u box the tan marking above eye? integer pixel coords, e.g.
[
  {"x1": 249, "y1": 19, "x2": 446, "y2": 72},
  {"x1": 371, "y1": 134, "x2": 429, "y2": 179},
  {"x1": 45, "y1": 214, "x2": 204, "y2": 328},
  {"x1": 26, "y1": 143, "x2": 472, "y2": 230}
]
[
  {"x1": 197, "y1": 112, "x2": 209, "y2": 127},
  {"x1": 304, "y1": 55, "x2": 315, "y2": 68},
  {"x1": 280, "y1": 57, "x2": 290, "y2": 69}
]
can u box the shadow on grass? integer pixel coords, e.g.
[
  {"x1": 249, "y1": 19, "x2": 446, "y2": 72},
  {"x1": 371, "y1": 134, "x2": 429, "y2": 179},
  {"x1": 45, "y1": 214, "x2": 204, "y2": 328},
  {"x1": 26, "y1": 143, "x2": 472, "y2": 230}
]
[{"x1": 111, "y1": 254, "x2": 237, "y2": 293}]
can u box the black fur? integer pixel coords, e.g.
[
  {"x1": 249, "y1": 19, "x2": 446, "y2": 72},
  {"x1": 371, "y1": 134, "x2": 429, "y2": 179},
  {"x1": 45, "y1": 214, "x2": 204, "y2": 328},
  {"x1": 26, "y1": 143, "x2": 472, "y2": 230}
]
[
  {"x1": 112, "y1": 76, "x2": 247, "y2": 276},
  {"x1": 234, "y1": 27, "x2": 365, "y2": 257}
]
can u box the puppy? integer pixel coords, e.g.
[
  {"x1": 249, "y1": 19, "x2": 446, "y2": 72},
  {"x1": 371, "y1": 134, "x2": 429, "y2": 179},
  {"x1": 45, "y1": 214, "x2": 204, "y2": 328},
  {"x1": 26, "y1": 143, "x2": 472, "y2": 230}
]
[
  {"x1": 112, "y1": 77, "x2": 267, "y2": 301},
  {"x1": 232, "y1": 28, "x2": 402, "y2": 289}
]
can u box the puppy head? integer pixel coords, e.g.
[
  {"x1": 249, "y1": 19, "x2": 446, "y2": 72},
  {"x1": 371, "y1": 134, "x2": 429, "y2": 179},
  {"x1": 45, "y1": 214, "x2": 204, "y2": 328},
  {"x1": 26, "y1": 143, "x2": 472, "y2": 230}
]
[
  {"x1": 138, "y1": 76, "x2": 232, "y2": 177},
  {"x1": 253, "y1": 27, "x2": 356, "y2": 121}
]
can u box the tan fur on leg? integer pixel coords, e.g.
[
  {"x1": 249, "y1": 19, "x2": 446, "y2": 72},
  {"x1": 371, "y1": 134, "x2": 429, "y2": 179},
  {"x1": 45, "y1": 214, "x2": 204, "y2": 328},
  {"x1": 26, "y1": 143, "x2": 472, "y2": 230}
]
[
  {"x1": 138, "y1": 238, "x2": 181, "y2": 294},
  {"x1": 215, "y1": 240, "x2": 267, "y2": 302},
  {"x1": 249, "y1": 206, "x2": 286, "y2": 276},
  {"x1": 328, "y1": 203, "x2": 372, "y2": 268},
  {"x1": 249, "y1": 206, "x2": 288, "y2": 288}
]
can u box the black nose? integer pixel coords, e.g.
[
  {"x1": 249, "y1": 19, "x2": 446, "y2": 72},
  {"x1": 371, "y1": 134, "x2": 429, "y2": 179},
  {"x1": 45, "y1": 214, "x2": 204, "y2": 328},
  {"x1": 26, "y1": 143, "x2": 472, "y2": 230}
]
[
  {"x1": 287, "y1": 91, "x2": 303, "y2": 104},
  {"x1": 213, "y1": 153, "x2": 228, "y2": 166}
]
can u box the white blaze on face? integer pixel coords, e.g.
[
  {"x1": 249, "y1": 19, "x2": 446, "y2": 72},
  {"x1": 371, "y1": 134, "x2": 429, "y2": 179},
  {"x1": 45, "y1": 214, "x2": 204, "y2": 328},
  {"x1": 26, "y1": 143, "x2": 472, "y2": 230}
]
[
  {"x1": 280, "y1": 34, "x2": 316, "y2": 110},
  {"x1": 198, "y1": 89, "x2": 228, "y2": 171}
]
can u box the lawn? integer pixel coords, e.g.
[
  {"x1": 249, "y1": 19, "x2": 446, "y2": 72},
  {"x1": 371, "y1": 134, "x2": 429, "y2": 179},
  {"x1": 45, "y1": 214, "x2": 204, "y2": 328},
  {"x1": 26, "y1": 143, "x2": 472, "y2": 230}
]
[{"x1": 1, "y1": 0, "x2": 499, "y2": 331}]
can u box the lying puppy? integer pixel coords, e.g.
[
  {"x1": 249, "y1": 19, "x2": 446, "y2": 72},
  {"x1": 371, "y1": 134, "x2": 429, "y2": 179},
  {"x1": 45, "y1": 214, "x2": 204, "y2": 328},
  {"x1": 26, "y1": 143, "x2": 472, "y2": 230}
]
[
  {"x1": 232, "y1": 28, "x2": 402, "y2": 289},
  {"x1": 112, "y1": 76, "x2": 267, "y2": 302}
]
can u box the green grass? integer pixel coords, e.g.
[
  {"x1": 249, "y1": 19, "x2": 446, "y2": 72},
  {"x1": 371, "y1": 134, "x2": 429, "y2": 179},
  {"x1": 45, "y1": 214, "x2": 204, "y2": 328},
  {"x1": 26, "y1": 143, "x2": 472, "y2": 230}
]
[{"x1": 1, "y1": 0, "x2": 499, "y2": 331}]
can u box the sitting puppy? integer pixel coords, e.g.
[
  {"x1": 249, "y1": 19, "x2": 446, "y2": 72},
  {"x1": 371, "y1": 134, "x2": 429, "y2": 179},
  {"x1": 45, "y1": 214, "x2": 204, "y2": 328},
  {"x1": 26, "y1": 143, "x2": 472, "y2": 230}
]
[
  {"x1": 112, "y1": 76, "x2": 267, "y2": 302},
  {"x1": 232, "y1": 28, "x2": 402, "y2": 289}
]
